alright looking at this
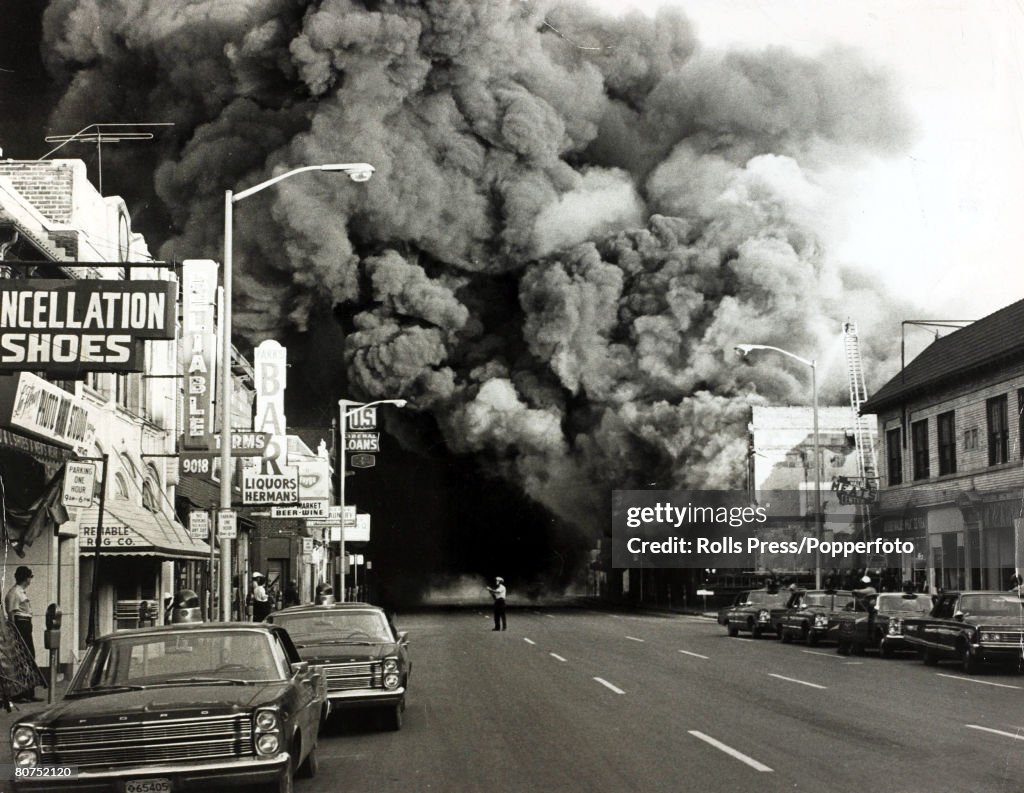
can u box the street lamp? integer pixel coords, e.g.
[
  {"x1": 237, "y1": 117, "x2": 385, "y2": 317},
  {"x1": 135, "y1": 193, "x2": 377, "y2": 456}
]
[
  {"x1": 734, "y1": 343, "x2": 822, "y2": 589},
  {"x1": 337, "y1": 398, "x2": 407, "y2": 602},
  {"x1": 220, "y1": 163, "x2": 374, "y2": 620}
]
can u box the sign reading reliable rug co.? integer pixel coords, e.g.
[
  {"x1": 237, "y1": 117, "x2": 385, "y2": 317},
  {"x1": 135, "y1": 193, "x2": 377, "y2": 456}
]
[{"x1": 0, "y1": 279, "x2": 176, "y2": 373}]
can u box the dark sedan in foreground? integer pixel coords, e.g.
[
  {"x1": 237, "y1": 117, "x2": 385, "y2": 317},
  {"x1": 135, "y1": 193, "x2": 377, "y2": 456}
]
[
  {"x1": 835, "y1": 591, "x2": 934, "y2": 656},
  {"x1": 10, "y1": 622, "x2": 324, "y2": 793},
  {"x1": 268, "y1": 602, "x2": 411, "y2": 730}
]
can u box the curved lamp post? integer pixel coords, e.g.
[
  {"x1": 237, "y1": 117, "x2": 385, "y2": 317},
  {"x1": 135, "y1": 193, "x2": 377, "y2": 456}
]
[
  {"x1": 734, "y1": 343, "x2": 822, "y2": 589},
  {"x1": 220, "y1": 163, "x2": 375, "y2": 620},
  {"x1": 337, "y1": 398, "x2": 407, "y2": 602}
]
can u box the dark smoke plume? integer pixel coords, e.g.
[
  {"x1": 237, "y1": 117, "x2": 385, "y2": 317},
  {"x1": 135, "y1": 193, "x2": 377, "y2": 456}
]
[{"x1": 37, "y1": 0, "x2": 914, "y2": 550}]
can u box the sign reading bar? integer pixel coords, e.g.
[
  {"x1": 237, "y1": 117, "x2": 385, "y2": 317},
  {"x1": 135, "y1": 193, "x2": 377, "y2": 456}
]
[
  {"x1": 62, "y1": 461, "x2": 96, "y2": 508},
  {"x1": 217, "y1": 510, "x2": 237, "y2": 539},
  {"x1": 271, "y1": 502, "x2": 328, "y2": 519},
  {"x1": 0, "y1": 279, "x2": 176, "y2": 372}
]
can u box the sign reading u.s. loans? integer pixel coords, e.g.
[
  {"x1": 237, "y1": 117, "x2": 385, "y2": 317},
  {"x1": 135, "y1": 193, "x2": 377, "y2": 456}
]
[{"x1": 0, "y1": 279, "x2": 176, "y2": 373}]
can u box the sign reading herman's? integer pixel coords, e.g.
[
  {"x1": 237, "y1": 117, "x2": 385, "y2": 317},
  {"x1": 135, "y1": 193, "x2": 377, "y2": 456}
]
[{"x1": 0, "y1": 279, "x2": 176, "y2": 372}]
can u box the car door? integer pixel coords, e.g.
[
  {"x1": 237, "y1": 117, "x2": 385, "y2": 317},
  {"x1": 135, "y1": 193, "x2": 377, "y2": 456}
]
[{"x1": 273, "y1": 628, "x2": 322, "y2": 742}]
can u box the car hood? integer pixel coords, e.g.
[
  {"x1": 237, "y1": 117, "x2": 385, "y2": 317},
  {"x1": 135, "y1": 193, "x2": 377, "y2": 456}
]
[
  {"x1": 297, "y1": 642, "x2": 399, "y2": 665},
  {"x1": 964, "y1": 616, "x2": 1024, "y2": 628},
  {"x1": 20, "y1": 683, "x2": 291, "y2": 727}
]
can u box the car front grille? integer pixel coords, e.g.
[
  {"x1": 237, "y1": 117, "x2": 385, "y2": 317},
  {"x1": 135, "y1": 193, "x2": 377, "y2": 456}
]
[
  {"x1": 979, "y1": 627, "x2": 1024, "y2": 647},
  {"x1": 39, "y1": 713, "x2": 252, "y2": 768},
  {"x1": 323, "y1": 661, "x2": 382, "y2": 691}
]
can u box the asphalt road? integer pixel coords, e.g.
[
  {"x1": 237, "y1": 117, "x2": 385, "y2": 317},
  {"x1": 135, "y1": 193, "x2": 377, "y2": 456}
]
[{"x1": 301, "y1": 606, "x2": 1024, "y2": 793}]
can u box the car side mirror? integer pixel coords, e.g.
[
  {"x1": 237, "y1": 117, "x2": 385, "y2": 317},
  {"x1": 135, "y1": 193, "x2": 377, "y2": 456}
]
[{"x1": 291, "y1": 661, "x2": 310, "y2": 676}]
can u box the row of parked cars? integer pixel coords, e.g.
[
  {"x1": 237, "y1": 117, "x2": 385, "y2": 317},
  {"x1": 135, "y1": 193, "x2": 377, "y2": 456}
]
[
  {"x1": 719, "y1": 584, "x2": 1024, "y2": 673},
  {"x1": 9, "y1": 593, "x2": 412, "y2": 792}
]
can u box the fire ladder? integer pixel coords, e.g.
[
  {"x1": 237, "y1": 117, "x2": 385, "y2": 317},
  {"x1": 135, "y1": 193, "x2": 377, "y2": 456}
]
[{"x1": 840, "y1": 322, "x2": 883, "y2": 565}]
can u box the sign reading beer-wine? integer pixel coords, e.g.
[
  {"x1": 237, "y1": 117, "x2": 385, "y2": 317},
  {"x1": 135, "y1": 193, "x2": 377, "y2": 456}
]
[{"x1": 0, "y1": 279, "x2": 176, "y2": 372}]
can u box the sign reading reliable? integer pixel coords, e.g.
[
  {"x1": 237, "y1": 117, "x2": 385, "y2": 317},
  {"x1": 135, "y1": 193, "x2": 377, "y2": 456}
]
[{"x1": 0, "y1": 279, "x2": 176, "y2": 373}]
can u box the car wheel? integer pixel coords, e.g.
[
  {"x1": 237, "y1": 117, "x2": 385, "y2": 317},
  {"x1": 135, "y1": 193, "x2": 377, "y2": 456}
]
[
  {"x1": 837, "y1": 640, "x2": 850, "y2": 656},
  {"x1": 808, "y1": 631, "x2": 820, "y2": 647},
  {"x1": 780, "y1": 628, "x2": 793, "y2": 644},
  {"x1": 381, "y1": 702, "x2": 404, "y2": 731},
  {"x1": 751, "y1": 626, "x2": 762, "y2": 639},
  {"x1": 879, "y1": 639, "x2": 894, "y2": 659},
  {"x1": 921, "y1": 647, "x2": 939, "y2": 666},
  {"x1": 727, "y1": 624, "x2": 739, "y2": 637},
  {"x1": 960, "y1": 643, "x2": 980, "y2": 675},
  {"x1": 297, "y1": 739, "x2": 318, "y2": 779}
]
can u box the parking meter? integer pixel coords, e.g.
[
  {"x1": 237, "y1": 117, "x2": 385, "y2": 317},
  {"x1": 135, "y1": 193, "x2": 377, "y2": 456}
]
[{"x1": 44, "y1": 604, "x2": 62, "y2": 649}]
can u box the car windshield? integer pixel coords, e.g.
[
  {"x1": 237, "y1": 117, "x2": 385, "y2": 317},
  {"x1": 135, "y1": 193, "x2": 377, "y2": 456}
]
[
  {"x1": 876, "y1": 594, "x2": 932, "y2": 614},
  {"x1": 801, "y1": 592, "x2": 852, "y2": 609},
  {"x1": 272, "y1": 610, "x2": 394, "y2": 645},
  {"x1": 68, "y1": 629, "x2": 285, "y2": 694},
  {"x1": 960, "y1": 594, "x2": 1024, "y2": 617},
  {"x1": 745, "y1": 591, "x2": 788, "y2": 606}
]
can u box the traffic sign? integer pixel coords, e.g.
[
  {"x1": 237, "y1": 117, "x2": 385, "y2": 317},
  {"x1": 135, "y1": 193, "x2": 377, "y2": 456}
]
[
  {"x1": 188, "y1": 510, "x2": 210, "y2": 539},
  {"x1": 217, "y1": 510, "x2": 237, "y2": 539},
  {"x1": 62, "y1": 461, "x2": 96, "y2": 508}
]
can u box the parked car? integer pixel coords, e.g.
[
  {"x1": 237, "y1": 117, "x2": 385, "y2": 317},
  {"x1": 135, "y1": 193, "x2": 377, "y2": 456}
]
[
  {"x1": 835, "y1": 591, "x2": 934, "y2": 656},
  {"x1": 778, "y1": 590, "x2": 854, "y2": 645},
  {"x1": 724, "y1": 589, "x2": 791, "y2": 638},
  {"x1": 267, "y1": 602, "x2": 411, "y2": 730},
  {"x1": 718, "y1": 592, "x2": 747, "y2": 625},
  {"x1": 902, "y1": 591, "x2": 1024, "y2": 673},
  {"x1": 9, "y1": 620, "x2": 325, "y2": 792}
]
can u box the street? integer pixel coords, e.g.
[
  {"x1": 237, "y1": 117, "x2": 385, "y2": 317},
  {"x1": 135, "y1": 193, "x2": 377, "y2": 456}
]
[{"x1": 293, "y1": 607, "x2": 1024, "y2": 793}]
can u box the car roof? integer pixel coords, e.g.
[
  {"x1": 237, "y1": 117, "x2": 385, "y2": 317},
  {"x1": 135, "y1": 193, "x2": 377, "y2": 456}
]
[
  {"x1": 95, "y1": 621, "x2": 280, "y2": 641},
  {"x1": 269, "y1": 602, "x2": 386, "y2": 617}
]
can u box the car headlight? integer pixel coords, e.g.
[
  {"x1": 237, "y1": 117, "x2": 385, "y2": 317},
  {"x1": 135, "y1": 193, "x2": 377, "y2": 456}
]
[
  {"x1": 888, "y1": 619, "x2": 902, "y2": 635},
  {"x1": 256, "y1": 733, "x2": 280, "y2": 755},
  {"x1": 982, "y1": 632, "x2": 1002, "y2": 643},
  {"x1": 814, "y1": 615, "x2": 828, "y2": 628},
  {"x1": 383, "y1": 672, "x2": 400, "y2": 690},
  {"x1": 255, "y1": 710, "x2": 279, "y2": 733},
  {"x1": 383, "y1": 658, "x2": 399, "y2": 674},
  {"x1": 14, "y1": 750, "x2": 38, "y2": 768},
  {"x1": 12, "y1": 726, "x2": 36, "y2": 750},
  {"x1": 758, "y1": 610, "x2": 769, "y2": 622}
]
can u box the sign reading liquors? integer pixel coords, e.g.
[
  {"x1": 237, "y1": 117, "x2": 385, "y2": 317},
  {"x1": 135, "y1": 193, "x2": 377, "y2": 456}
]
[
  {"x1": 0, "y1": 279, "x2": 176, "y2": 372},
  {"x1": 62, "y1": 461, "x2": 96, "y2": 508},
  {"x1": 242, "y1": 467, "x2": 299, "y2": 504}
]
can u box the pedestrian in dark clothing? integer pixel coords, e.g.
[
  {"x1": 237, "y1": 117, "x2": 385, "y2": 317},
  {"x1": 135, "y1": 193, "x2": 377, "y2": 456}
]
[
  {"x1": 486, "y1": 577, "x2": 507, "y2": 631},
  {"x1": 284, "y1": 580, "x2": 300, "y2": 607}
]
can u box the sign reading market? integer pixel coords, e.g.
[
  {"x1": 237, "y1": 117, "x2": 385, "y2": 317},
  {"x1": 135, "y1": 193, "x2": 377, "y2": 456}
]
[{"x1": 0, "y1": 279, "x2": 176, "y2": 373}]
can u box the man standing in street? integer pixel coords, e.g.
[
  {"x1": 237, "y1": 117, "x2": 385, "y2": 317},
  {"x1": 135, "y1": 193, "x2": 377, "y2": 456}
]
[
  {"x1": 486, "y1": 576, "x2": 507, "y2": 631},
  {"x1": 251, "y1": 572, "x2": 272, "y2": 621},
  {"x1": 5, "y1": 566, "x2": 39, "y2": 702}
]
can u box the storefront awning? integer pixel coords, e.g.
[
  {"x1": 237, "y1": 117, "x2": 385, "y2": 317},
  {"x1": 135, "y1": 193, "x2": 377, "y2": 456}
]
[{"x1": 68, "y1": 500, "x2": 210, "y2": 561}]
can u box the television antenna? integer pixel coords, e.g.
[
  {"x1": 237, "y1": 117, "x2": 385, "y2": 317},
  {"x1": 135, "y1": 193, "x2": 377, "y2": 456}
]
[{"x1": 40, "y1": 122, "x2": 173, "y2": 193}]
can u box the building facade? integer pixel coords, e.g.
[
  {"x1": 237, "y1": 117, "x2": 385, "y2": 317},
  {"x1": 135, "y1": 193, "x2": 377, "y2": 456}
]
[{"x1": 862, "y1": 299, "x2": 1024, "y2": 593}]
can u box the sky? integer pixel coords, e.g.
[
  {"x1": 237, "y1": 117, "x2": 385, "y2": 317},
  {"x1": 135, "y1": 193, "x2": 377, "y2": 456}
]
[{"x1": 583, "y1": 0, "x2": 1024, "y2": 322}]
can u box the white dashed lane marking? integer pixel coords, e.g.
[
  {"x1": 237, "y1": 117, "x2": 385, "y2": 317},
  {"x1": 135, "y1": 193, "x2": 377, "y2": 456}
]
[
  {"x1": 966, "y1": 725, "x2": 1024, "y2": 741},
  {"x1": 524, "y1": 638, "x2": 536, "y2": 645},
  {"x1": 768, "y1": 673, "x2": 826, "y2": 690},
  {"x1": 937, "y1": 673, "x2": 1021, "y2": 690},
  {"x1": 594, "y1": 677, "x2": 625, "y2": 694},
  {"x1": 625, "y1": 636, "x2": 645, "y2": 643},
  {"x1": 688, "y1": 731, "x2": 773, "y2": 772},
  {"x1": 550, "y1": 653, "x2": 567, "y2": 662},
  {"x1": 678, "y1": 650, "x2": 709, "y2": 659}
]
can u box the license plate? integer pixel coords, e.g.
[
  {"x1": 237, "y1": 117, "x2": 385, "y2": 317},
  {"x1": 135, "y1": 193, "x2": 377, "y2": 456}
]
[{"x1": 125, "y1": 779, "x2": 172, "y2": 793}]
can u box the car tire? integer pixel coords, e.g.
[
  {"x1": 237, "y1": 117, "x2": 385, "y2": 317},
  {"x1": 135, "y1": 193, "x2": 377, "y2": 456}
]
[
  {"x1": 297, "y1": 739, "x2": 319, "y2": 779},
  {"x1": 727, "y1": 624, "x2": 739, "y2": 637},
  {"x1": 837, "y1": 641, "x2": 850, "y2": 656},
  {"x1": 960, "y1": 643, "x2": 980, "y2": 675},
  {"x1": 751, "y1": 626, "x2": 762, "y2": 639},
  {"x1": 921, "y1": 647, "x2": 939, "y2": 666},
  {"x1": 808, "y1": 631, "x2": 820, "y2": 647},
  {"x1": 382, "y1": 702, "x2": 404, "y2": 732},
  {"x1": 780, "y1": 628, "x2": 793, "y2": 644},
  {"x1": 879, "y1": 639, "x2": 894, "y2": 659}
]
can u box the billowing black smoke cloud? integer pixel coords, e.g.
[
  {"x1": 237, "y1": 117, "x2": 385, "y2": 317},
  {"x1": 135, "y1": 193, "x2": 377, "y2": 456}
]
[{"x1": 37, "y1": 0, "x2": 914, "y2": 585}]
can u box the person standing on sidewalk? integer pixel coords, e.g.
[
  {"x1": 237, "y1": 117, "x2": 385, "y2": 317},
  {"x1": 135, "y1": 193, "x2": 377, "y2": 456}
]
[
  {"x1": 486, "y1": 577, "x2": 507, "y2": 631},
  {"x1": 5, "y1": 566, "x2": 39, "y2": 702},
  {"x1": 251, "y1": 572, "x2": 272, "y2": 621}
]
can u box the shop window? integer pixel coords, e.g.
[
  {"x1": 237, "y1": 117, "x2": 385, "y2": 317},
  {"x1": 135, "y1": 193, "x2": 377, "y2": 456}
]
[
  {"x1": 886, "y1": 428, "x2": 902, "y2": 486},
  {"x1": 937, "y1": 411, "x2": 956, "y2": 475},
  {"x1": 987, "y1": 394, "x2": 1008, "y2": 465},
  {"x1": 911, "y1": 419, "x2": 929, "y2": 480}
]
